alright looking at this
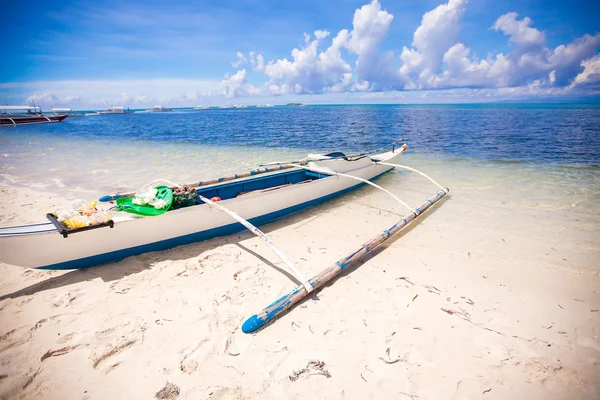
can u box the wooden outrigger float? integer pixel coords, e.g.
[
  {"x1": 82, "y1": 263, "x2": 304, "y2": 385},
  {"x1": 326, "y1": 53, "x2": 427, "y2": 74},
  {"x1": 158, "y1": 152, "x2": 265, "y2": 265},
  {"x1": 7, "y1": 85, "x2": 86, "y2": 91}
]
[
  {"x1": 242, "y1": 187, "x2": 448, "y2": 333},
  {"x1": 238, "y1": 158, "x2": 449, "y2": 333}
]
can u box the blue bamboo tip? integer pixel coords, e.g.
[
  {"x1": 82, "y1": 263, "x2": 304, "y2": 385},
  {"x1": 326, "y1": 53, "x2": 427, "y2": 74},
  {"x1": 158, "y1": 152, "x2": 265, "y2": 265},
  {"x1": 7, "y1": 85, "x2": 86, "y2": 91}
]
[
  {"x1": 99, "y1": 195, "x2": 113, "y2": 202},
  {"x1": 241, "y1": 314, "x2": 266, "y2": 333}
]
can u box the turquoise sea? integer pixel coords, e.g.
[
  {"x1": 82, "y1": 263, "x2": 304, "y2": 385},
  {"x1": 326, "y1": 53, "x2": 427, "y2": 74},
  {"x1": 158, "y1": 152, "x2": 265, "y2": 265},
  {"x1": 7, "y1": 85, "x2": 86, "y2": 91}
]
[{"x1": 1, "y1": 104, "x2": 599, "y2": 218}]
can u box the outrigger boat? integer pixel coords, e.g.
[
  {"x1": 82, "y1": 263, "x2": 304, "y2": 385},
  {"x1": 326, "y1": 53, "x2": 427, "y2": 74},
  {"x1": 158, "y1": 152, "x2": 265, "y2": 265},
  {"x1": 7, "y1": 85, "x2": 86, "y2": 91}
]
[
  {"x1": 1, "y1": 143, "x2": 407, "y2": 270},
  {"x1": 0, "y1": 141, "x2": 449, "y2": 332},
  {"x1": 0, "y1": 106, "x2": 69, "y2": 126}
]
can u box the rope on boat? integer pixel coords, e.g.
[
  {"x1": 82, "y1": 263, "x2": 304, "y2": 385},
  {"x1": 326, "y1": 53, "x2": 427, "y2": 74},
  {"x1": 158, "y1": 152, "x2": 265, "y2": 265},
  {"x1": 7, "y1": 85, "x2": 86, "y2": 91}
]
[
  {"x1": 283, "y1": 164, "x2": 418, "y2": 214},
  {"x1": 375, "y1": 162, "x2": 449, "y2": 194},
  {"x1": 196, "y1": 194, "x2": 314, "y2": 293}
]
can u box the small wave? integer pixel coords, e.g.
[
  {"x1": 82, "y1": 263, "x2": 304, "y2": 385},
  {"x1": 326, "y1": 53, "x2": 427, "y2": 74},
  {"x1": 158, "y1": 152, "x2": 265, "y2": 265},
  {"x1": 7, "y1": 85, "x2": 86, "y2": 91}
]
[
  {"x1": 0, "y1": 173, "x2": 22, "y2": 184},
  {"x1": 487, "y1": 159, "x2": 531, "y2": 165},
  {"x1": 51, "y1": 178, "x2": 67, "y2": 188},
  {"x1": 556, "y1": 164, "x2": 600, "y2": 171}
]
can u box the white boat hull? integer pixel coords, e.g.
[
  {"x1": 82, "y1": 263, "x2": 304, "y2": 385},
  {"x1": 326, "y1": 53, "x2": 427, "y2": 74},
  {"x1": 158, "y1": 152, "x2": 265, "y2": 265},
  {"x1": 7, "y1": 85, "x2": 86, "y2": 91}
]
[{"x1": 0, "y1": 150, "x2": 404, "y2": 269}]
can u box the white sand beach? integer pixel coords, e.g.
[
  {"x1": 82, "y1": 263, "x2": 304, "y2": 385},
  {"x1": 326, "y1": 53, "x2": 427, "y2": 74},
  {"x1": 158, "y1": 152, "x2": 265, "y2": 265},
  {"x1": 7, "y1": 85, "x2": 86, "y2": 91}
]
[{"x1": 0, "y1": 158, "x2": 599, "y2": 400}]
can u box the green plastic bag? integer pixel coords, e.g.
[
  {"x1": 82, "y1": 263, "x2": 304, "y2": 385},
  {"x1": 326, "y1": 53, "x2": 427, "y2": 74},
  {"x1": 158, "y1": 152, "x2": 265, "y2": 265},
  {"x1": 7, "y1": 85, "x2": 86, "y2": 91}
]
[{"x1": 116, "y1": 186, "x2": 174, "y2": 216}]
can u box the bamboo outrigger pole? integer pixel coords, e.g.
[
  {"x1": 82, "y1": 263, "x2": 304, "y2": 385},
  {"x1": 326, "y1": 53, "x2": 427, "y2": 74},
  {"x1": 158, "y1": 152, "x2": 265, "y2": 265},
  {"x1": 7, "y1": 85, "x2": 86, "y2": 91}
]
[{"x1": 241, "y1": 187, "x2": 448, "y2": 333}]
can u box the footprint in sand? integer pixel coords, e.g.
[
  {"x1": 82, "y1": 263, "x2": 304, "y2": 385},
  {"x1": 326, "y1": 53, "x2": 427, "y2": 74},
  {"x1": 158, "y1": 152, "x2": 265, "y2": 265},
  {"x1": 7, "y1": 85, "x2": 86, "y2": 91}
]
[
  {"x1": 526, "y1": 358, "x2": 584, "y2": 389},
  {"x1": 91, "y1": 339, "x2": 137, "y2": 370},
  {"x1": 180, "y1": 338, "x2": 210, "y2": 374},
  {"x1": 232, "y1": 267, "x2": 258, "y2": 282},
  {"x1": 89, "y1": 319, "x2": 145, "y2": 371},
  {"x1": 50, "y1": 291, "x2": 80, "y2": 308},
  {"x1": 207, "y1": 387, "x2": 253, "y2": 400}
]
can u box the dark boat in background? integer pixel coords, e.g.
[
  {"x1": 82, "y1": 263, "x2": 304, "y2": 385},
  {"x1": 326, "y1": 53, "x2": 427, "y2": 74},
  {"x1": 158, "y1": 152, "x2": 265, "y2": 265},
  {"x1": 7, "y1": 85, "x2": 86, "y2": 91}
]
[{"x1": 0, "y1": 106, "x2": 69, "y2": 126}]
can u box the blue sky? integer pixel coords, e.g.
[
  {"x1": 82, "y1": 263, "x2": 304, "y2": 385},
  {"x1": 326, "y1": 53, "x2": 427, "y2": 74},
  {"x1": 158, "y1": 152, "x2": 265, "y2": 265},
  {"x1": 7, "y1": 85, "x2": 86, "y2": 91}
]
[{"x1": 1, "y1": 0, "x2": 599, "y2": 107}]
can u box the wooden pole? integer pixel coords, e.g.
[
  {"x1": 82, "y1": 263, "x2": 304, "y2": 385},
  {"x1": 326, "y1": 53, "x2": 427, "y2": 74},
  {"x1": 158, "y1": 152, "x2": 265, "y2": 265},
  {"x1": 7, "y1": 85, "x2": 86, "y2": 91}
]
[{"x1": 241, "y1": 188, "x2": 449, "y2": 333}]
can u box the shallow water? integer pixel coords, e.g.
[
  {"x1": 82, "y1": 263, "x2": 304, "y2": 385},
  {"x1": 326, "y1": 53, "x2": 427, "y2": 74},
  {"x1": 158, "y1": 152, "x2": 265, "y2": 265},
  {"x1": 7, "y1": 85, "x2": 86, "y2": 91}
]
[{"x1": 1, "y1": 105, "x2": 599, "y2": 216}]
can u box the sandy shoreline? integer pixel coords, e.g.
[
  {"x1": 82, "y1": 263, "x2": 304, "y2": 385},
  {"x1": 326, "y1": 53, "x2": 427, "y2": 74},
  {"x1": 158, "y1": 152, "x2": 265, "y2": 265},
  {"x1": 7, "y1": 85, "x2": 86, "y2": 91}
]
[{"x1": 0, "y1": 169, "x2": 599, "y2": 399}]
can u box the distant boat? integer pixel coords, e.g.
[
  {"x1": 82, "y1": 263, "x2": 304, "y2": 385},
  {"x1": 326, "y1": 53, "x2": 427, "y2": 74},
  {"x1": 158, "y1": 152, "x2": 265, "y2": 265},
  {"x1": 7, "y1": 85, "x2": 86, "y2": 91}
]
[
  {"x1": 51, "y1": 107, "x2": 85, "y2": 117},
  {"x1": 146, "y1": 105, "x2": 171, "y2": 112},
  {"x1": 193, "y1": 105, "x2": 208, "y2": 110},
  {"x1": 0, "y1": 106, "x2": 69, "y2": 126},
  {"x1": 286, "y1": 103, "x2": 308, "y2": 106},
  {"x1": 99, "y1": 106, "x2": 130, "y2": 114}
]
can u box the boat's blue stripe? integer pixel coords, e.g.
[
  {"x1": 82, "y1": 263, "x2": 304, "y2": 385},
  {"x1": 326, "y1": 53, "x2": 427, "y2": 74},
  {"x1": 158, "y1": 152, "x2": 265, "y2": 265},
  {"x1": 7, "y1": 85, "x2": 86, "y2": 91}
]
[{"x1": 38, "y1": 167, "x2": 394, "y2": 270}]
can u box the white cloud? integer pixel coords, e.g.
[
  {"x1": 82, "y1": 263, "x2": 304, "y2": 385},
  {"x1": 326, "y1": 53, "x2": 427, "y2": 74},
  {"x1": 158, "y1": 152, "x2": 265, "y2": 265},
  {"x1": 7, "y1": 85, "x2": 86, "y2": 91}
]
[
  {"x1": 5, "y1": 79, "x2": 222, "y2": 108},
  {"x1": 314, "y1": 30, "x2": 330, "y2": 40},
  {"x1": 399, "y1": 0, "x2": 467, "y2": 85},
  {"x1": 231, "y1": 51, "x2": 248, "y2": 68},
  {"x1": 570, "y1": 55, "x2": 600, "y2": 88},
  {"x1": 493, "y1": 12, "x2": 545, "y2": 48},
  {"x1": 229, "y1": 51, "x2": 265, "y2": 71},
  {"x1": 344, "y1": 0, "x2": 397, "y2": 87},
  {"x1": 396, "y1": 4, "x2": 600, "y2": 91},
  {"x1": 6, "y1": 0, "x2": 600, "y2": 103},
  {"x1": 249, "y1": 52, "x2": 265, "y2": 71},
  {"x1": 25, "y1": 93, "x2": 62, "y2": 106},
  {"x1": 263, "y1": 30, "x2": 352, "y2": 94},
  {"x1": 219, "y1": 0, "x2": 599, "y2": 99},
  {"x1": 221, "y1": 69, "x2": 262, "y2": 98}
]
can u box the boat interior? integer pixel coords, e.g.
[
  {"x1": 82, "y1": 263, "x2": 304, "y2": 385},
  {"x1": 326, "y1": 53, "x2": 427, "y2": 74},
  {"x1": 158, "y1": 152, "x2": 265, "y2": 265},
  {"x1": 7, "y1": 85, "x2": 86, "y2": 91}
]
[{"x1": 196, "y1": 169, "x2": 329, "y2": 203}]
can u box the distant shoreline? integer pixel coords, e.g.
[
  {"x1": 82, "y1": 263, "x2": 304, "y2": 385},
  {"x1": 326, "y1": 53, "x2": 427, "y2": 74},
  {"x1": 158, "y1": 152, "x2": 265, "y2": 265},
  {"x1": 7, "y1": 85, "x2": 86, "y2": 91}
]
[{"x1": 35, "y1": 102, "x2": 600, "y2": 112}]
